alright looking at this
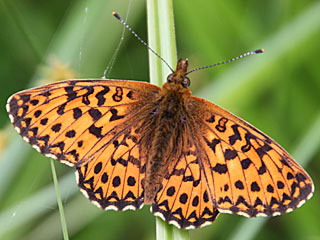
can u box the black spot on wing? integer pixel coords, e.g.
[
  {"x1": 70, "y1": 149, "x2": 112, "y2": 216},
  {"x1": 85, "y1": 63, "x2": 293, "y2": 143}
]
[
  {"x1": 203, "y1": 191, "x2": 209, "y2": 203},
  {"x1": 65, "y1": 130, "x2": 76, "y2": 138},
  {"x1": 94, "y1": 162, "x2": 102, "y2": 174},
  {"x1": 51, "y1": 141, "x2": 65, "y2": 152},
  {"x1": 224, "y1": 149, "x2": 238, "y2": 160},
  {"x1": 251, "y1": 182, "x2": 260, "y2": 192},
  {"x1": 256, "y1": 143, "x2": 272, "y2": 158},
  {"x1": 126, "y1": 90, "x2": 133, "y2": 100},
  {"x1": 241, "y1": 132, "x2": 256, "y2": 152},
  {"x1": 192, "y1": 196, "x2": 199, "y2": 207},
  {"x1": 82, "y1": 86, "x2": 94, "y2": 105},
  {"x1": 112, "y1": 87, "x2": 123, "y2": 102},
  {"x1": 34, "y1": 110, "x2": 42, "y2": 118},
  {"x1": 212, "y1": 163, "x2": 228, "y2": 174},
  {"x1": 30, "y1": 99, "x2": 39, "y2": 106},
  {"x1": 206, "y1": 115, "x2": 215, "y2": 123},
  {"x1": 89, "y1": 108, "x2": 102, "y2": 121},
  {"x1": 110, "y1": 108, "x2": 125, "y2": 121},
  {"x1": 95, "y1": 86, "x2": 110, "y2": 106},
  {"x1": 287, "y1": 172, "x2": 294, "y2": 180},
  {"x1": 267, "y1": 184, "x2": 274, "y2": 193},
  {"x1": 277, "y1": 181, "x2": 285, "y2": 189},
  {"x1": 89, "y1": 125, "x2": 103, "y2": 138},
  {"x1": 40, "y1": 118, "x2": 48, "y2": 125},
  {"x1": 77, "y1": 140, "x2": 83, "y2": 147},
  {"x1": 229, "y1": 124, "x2": 241, "y2": 145},
  {"x1": 241, "y1": 158, "x2": 252, "y2": 170},
  {"x1": 215, "y1": 118, "x2": 228, "y2": 132},
  {"x1": 73, "y1": 108, "x2": 82, "y2": 119},
  {"x1": 65, "y1": 86, "x2": 77, "y2": 101},
  {"x1": 112, "y1": 176, "x2": 121, "y2": 187},
  {"x1": 101, "y1": 172, "x2": 108, "y2": 183},
  {"x1": 179, "y1": 193, "x2": 188, "y2": 204},
  {"x1": 51, "y1": 123, "x2": 62, "y2": 132},
  {"x1": 127, "y1": 176, "x2": 136, "y2": 186},
  {"x1": 57, "y1": 103, "x2": 67, "y2": 115},
  {"x1": 235, "y1": 180, "x2": 244, "y2": 190},
  {"x1": 182, "y1": 175, "x2": 194, "y2": 182},
  {"x1": 204, "y1": 137, "x2": 220, "y2": 153},
  {"x1": 258, "y1": 161, "x2": 267, "y2": 175}
]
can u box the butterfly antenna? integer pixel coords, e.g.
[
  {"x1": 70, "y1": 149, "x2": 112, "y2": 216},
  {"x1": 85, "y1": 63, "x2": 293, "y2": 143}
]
[
  {"x1": 186, "y1": 49, "x2": 264, "y2": 75},
  {"x1": 112, "y1": 12, "x2": 174, "y2": 73}
]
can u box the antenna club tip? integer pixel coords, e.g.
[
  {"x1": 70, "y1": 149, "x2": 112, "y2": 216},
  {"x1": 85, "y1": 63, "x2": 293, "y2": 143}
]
[
  {"x1": 112, "y1": 11, "x2": 121, "y2": 20},
  {"x1": 255, "y1": 49, "x2": 264, "y2": 54}
]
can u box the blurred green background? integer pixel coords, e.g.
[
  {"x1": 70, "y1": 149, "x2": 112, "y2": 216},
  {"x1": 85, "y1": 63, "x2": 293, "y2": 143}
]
[{"x1": 0, "y1": 0, "x2": 319, "y2": 239}]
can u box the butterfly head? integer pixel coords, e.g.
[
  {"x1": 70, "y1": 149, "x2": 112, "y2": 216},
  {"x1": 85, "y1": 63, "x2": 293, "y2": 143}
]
[{"x1": 167, "y1": 59, "x2": 190, "y2": 88}]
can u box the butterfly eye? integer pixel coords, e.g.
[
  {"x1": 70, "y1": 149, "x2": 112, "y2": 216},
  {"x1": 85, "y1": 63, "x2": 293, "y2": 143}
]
[
  {"x1": 167, "y1": 74, "x2": 174, "y2": 83},
  {"x1": 182, "y1": 77, "x2": 190, "y2": 88}
]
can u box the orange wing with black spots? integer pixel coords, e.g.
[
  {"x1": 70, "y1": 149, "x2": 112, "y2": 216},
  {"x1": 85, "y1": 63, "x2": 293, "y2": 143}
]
[
  {"x1": 7, "y1": 79, "x2": 159, "y2": 166},
  {"x1": 189, "y1": 96, "x2": 314, "y2": 217},
  {"x1": 76, "y1": 122, "x2": 147, "y2": 210},
  {"x1": 7, "y1": 59, "x2": 314, "y2": 229},
  {"x1": 151, "y1": 136, "x2": 219, "y2": 229},
  {"x1": 7, "y1": 79, "x2": 160, "y2": 210}
]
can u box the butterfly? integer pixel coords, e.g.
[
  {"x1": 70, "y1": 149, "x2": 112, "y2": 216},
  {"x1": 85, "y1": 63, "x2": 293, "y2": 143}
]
[{"x1": 6, "y1": 56, "x2": 314, "y2": 229}]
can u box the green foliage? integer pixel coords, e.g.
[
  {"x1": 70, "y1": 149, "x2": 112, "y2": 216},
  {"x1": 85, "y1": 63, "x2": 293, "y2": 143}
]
[{"x1": 0, "y1": 0, "x2": 319, "y2": 239}]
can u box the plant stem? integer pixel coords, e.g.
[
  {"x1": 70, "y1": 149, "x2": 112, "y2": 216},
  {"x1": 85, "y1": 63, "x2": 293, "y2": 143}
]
[
  {"x1": 50, "y1": 160, "x2": 69, "y2": 240},
  {"x1": 146, "y1": 0, "x2": 189, "y2": 239}
]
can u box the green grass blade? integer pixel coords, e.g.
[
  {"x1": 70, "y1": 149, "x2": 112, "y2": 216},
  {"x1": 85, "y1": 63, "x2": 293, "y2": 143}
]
[
  {"x1": 147, "y1": 0, "x2": 189, "y2": 239},
  {"x1": 156, "y1": 217, "x2": 173, "y2": 239},
  {"x1": 147, "y1": 0, "x2": 177, "y2": 86},
  {"x1": 0, "y1": 173, "x2": 77, "y2": 237},
  {"x1": 50, "y1": 160, "x2": 69, "y2": 240},
  {"x1": 1, "y1": 1, "x2": 43, "y2": 60}
]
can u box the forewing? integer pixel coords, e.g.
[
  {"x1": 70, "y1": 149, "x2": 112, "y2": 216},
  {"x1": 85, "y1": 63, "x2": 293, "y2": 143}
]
[
  {"x1": 190, "y1": 96, "x2": 314, "y2": 217},
  {"x1": 7, "y1": 79, "x2": 160, "y2": 166},
  {"x1": 151, "y1": 137, "x2": 219, "y2": 229}
]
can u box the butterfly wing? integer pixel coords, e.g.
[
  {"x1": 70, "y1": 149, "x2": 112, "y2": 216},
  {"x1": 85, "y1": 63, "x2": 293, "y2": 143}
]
[
  {"x1": 7, "y1": 79, "x2": 160, "y2": 166},
  {"x1": 7, "y1": 79, "x2": 161, "y2": 210},
  {"x1": 189, "y1": 96, "x2": 314, "y2": 217},
  {"x1": 76, "y1": 121, "x2": 147, "y2": 210},
  {"x1": 151, "y1": 135, "x2": 219, "y2": 229}
]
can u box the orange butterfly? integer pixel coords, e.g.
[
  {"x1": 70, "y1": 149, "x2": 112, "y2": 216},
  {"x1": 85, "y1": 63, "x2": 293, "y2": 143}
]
[
  {"x1": 6, "y1": 12, "x2": 314, "y2": 230},
  {"x1": 6, "y1": 57, "x2": 314, "y2": 229}
]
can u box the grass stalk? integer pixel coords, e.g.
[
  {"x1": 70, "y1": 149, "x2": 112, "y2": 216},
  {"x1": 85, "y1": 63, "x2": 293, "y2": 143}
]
[
  {"x1": 50, "y1": 160, "x2": 69, "y2": 240},
  {"x1": 146, "y1": 0, "x2": 189, "y2": 239}
]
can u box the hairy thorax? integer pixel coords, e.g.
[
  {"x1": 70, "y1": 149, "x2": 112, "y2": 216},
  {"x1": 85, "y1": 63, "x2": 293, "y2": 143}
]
[{"x1": 144, "y1": 82, "x2": 192, "y2": 203}]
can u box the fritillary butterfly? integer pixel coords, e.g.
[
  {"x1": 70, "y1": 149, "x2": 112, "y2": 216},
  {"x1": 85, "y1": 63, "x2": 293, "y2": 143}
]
[
  {"x1": 6, "y1": 57, "x2": 314, "y2": 229},
  {"x1": 6, "y1": 11, "x2": 314, "y2": 230}
]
